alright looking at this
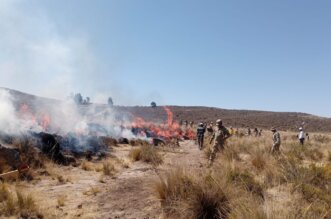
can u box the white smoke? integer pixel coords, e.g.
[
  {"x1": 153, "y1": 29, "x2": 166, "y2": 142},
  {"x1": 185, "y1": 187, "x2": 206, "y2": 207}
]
[
  {"x1": 0, "y1": 90, "x2": 20, "y2": 134},
  {"x1": 0, "y1": 0, "x2": 96, "y2": 100},
  {"x1": 0, "y1": 88, "x2": 140, "y2": 140},
  {"x1": 0, "y1": 89, "x2": 45, "y2": 134}
]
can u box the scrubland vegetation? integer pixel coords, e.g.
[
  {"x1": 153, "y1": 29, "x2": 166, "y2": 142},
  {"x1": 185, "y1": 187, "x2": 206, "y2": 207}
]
[
  {"x1": 154, "y1": 132, "x2": 331, "y2": 219},
  {"x1": 1, "y1": 131, "x2": 330, "y2": 218}
]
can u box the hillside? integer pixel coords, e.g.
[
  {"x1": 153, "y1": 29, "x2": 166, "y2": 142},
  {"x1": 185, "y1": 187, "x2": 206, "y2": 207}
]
[{"x1": 2, "y1": 87, "x2": 331, "y2": 132}]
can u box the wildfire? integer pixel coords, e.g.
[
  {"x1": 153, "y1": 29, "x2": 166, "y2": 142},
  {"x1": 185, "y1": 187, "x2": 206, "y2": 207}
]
[
  {"x1": 131, "y1": 106, "x2": 195, "y2": 140},
  {"x1": 18, "y1": 103, "x2": 51, "y2": 131},
  {"x1": 17, "y1": 103, "x2": 196, "y2": 141},
  {"x1": 40, "y1": 113, "x2": 51, "y2": 131}
]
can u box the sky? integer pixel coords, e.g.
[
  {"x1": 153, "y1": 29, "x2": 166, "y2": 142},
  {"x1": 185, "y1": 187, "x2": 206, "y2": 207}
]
[{"x1": 0, "y1": 0, "x2": 330, "y2": 117}]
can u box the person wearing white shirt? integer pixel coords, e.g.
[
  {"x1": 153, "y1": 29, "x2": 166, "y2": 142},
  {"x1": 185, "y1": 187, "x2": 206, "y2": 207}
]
[{"x1": 298, "y1": 127, "x2": 305, "y2": 145}]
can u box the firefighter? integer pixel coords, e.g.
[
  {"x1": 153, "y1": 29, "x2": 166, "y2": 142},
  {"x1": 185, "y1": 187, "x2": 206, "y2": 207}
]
[
  {"x1": 196, "y1": 122, "x2": 206, "y2": 150},
  {"x1": 208, "y1": 119, "x2": 231, "y2": 166},
  {"x1": 271, "y1": 127, "x2": 281, "y2": 153}
]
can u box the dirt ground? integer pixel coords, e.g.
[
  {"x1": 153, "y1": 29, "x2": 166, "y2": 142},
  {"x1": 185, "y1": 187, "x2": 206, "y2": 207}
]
[{"x1": 14, "y1": 140, "x2": 204, "y2": 219}]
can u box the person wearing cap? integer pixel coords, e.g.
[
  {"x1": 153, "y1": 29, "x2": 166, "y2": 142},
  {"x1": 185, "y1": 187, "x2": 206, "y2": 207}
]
[
  {"x1": 298, "y1": 127, "x2": 305, "y2": 145},
  {"x1": 196, "y1": 122, "x2": 206, "y2": 150},
  {"x1": 271, "y1": 128, "x2": 281, "y2": 153},
  {"x1": 208, "y1": 119, "x2": 231, "y2": 165}
]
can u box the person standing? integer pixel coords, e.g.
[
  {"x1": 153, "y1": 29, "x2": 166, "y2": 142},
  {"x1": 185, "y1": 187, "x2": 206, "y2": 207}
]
[
  {"x1": 247, "y1": 127, "x2": 251, "y2": 136},
  {"x1": 229, "y1": 127, "x2": 234, "y2": 135},
  {"x1": 298, "y1": 127, "x2": 305, "y2": 145},
  {"x1": 196, "y1": 123, "x2": 206, "y2": 150},
  {"x1": 208, "y1": 119, "x2": 231, "y2": 166},
  {"x1": 254, "y1": 128, "x2": 258, "y2": 137},
  {"x1": 271, "y1": 128, "x2": 281, "y2": 153}
]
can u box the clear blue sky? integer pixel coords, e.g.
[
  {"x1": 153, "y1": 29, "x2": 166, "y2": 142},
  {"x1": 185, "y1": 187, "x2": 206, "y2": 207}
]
[{"x1": 1, "y1": 0, "x2": 330, "y2": 117}]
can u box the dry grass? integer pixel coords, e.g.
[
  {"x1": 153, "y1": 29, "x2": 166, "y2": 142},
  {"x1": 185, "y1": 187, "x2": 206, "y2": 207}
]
[
  {"x1": 128, "y1": 144, "x2": 163, "y2": 165},
  {"x1": 251, "y1": 152, "x2": 266, "y2": 170},
  {"x1": 120, "y1": 159, "x2": 131, "y2": 168},
  {"x1": 57, "y1": 195, "x2": 66, "y2": 207},
  {"x1": 128, "y1": 147, "x2": 142, "y2": 161},
  {"x1": 313, "y1": 134, "x2": 330, "y2": 144},
  {"x1": 83, "y1": 186, "x2": 101, "y2": 196},
  {"x1": 154, "y1": 168, "x2": 231, "y2": 219},
  {"x1": 0, "y1": 182, "x2": 11, "y2": 202},
  {"x1": 129, "y1": 139, "x2": 151, "y2": 147},
  {"x1": 0, "y1": 183, "x2": 41, "y2": 218},
  {"x1": 154, "y1": 133, "x2": 331, "y2": 219},
  {"x1": 13, "y1": 136, "x2": 47, "y2": 169},
  {"x1": 81, "y1": 160, "x2": 95, "y2": 171},
  {"x1": 225, "y1": 168, "x2": 264, "y2": 200},
  {"x1": 154, "y1": 167, "x2": 271, "y2": 219},
  {"x1": 102, "y1": 161, "x2": 116, "y2": 176}
]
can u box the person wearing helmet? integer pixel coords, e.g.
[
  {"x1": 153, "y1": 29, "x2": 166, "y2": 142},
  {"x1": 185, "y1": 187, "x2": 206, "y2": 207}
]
[
  {"x1": 208, "y1": 119, "x2": 231, "y2": 166},
  {"x1": 298, "y1": 127, "x2": 305, "y2": 145},
  {"x1": 271, "y1": 127, "x2": 281, "y2": 153},
  {"x1": 196, "y1": 122, "x2": 206, "y2": 150}
]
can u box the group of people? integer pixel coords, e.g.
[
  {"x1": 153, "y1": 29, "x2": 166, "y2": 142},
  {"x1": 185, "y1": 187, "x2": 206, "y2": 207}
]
[
  {"x1": 196, "y1": 119, "x2": 308, "y2": 166},
  {"x1": 196, "y1": 119, "x2": 231, "y2": 166}
]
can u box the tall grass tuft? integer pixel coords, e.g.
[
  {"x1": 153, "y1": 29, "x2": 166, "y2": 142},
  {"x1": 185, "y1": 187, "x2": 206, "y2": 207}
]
[
  {"x1": 128, "y1": 145, "x2": 163, "y2": 165},
  {"x1": 155, "y1": 168, "x2": 231, "y2": 219}
]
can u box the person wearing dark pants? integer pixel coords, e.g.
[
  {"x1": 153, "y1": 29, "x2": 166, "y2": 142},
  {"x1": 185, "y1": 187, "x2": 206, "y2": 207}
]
[
  {"x1": 298, "y1": 127, "x2": 305, "y2": 145},
  {"x1": 196, "y1": 123, "x2": 206, "y2": 150}
]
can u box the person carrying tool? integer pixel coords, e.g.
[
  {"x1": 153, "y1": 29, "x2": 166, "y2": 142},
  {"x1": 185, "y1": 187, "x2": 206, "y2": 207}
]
[
  {"x1": 196, "y1": 122, "x2": 206, "y2": 150},
  {"x1": 208, "y1": 119, "x2": 231, "y2": 166},
  {"x1": 271, "y1": 127, "x2": 281, "y2": 153}
]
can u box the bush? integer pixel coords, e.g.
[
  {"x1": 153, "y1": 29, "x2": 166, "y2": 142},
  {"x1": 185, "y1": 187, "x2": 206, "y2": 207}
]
[
  {"x1": 154, "y1": 169, "x2": 231, "y2": 219},
  {"x1": 0, "y1": 182, "x2": 11, "y2": 202},
  {"x1": 81, "y1": 160, "x2": 94, "y2": 171},
  {"x1": 103, "y1": 161, "x2": 116, "y2": 176},
  {"x1": 128, "y1": 145, "x2": 163, "y2": 166},
  {"x1": 0, "y1": 185, "x2": 40, "y2": 218},
  {"x1": 128, "y1": 147, "x2": 142, "y2": 162}
]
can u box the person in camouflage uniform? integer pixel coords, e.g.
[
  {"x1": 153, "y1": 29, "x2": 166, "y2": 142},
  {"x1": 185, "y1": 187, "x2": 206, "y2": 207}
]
[
  {"x1": 208, "y1": 119, "x2": 231, "y2": 165},
  {"x1": 271, "y1": 127, "x2": 281, "y2": 153}
]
